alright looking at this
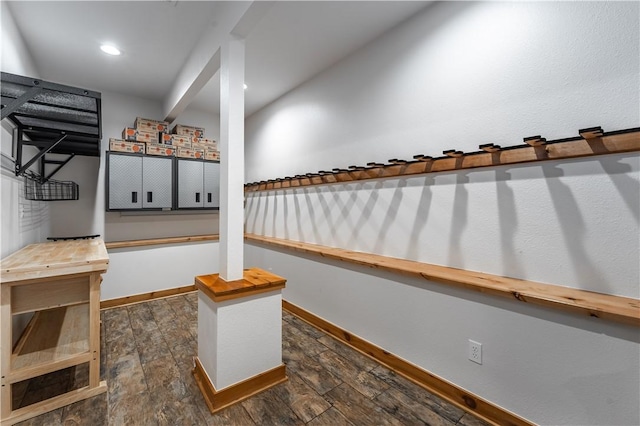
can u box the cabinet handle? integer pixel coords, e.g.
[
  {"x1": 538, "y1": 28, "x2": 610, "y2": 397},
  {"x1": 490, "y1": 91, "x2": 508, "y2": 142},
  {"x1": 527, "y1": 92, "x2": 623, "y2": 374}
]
[
  {"x1": 207, "y1": 193, "x2": 212, "y2": 203},
  {"x1": 147, "y1": 192, "x2": 153, "y2": 203},
  {"x1": 196, "y1": 192, "x2": 200, "y2": 203},
  {"x1": 132, "y1": 192, "x2": 137, "y2": 203}
]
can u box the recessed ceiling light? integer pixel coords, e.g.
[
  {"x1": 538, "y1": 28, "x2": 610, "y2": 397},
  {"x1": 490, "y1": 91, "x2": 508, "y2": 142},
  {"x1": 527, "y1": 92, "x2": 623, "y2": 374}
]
[
  {"x1": 100, "y1": 44, "x2": 121, "y2": 56},
  {"x1": 243, "y1": 83, "x2": 248, "y2": 90}
]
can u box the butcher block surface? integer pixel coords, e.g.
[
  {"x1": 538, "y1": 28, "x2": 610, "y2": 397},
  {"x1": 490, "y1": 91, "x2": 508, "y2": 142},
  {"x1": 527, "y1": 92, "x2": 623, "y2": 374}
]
[{"x1": 1, "y1": 238, "x2": 109, "y2": 283}]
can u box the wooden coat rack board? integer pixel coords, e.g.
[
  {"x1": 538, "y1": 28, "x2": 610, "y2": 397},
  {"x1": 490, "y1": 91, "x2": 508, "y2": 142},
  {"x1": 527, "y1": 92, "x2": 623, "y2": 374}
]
[{"x1": 245, "y1": 126, "x2": 640, "y2": 192}]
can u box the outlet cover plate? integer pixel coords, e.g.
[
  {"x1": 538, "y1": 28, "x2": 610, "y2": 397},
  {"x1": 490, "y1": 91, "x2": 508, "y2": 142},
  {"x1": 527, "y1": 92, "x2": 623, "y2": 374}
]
[{"x1": 469, "y1": 340, "x2": 482, "y2": 364}]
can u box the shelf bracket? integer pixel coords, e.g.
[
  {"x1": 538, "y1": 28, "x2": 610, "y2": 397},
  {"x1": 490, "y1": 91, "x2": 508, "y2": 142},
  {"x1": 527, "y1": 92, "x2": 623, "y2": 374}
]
[
  {"x1": 1, "y1": 86, "x2": 42, "y2": 120},
  {"x1": 16, "y1": 133, "x2": 68, "y2": 177},
  {"x1": 43, "y1": 153, "x2": 76, "y2": 182}
]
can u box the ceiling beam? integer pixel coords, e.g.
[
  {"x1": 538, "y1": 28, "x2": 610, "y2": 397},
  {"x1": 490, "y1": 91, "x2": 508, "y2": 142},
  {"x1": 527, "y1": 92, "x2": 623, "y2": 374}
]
[{"x1": 163, "y1": 1, "x2": 274, "y2": 122}]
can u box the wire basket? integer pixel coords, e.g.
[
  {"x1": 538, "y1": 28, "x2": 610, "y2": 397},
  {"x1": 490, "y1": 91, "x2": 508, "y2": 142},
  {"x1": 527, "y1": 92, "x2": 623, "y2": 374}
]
[{"x1": 24, "y1": 172, "x2": 79, "y2": 201}]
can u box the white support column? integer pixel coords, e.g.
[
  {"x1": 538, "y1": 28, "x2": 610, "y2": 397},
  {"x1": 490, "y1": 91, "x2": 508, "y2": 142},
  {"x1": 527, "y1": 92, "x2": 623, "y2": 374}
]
[
  {"x1": 194, "y1": 15, "x2": 286, "y2": 414},
  {"x1": 219, "y1": 35, "x2": 245, "y2": 281}
]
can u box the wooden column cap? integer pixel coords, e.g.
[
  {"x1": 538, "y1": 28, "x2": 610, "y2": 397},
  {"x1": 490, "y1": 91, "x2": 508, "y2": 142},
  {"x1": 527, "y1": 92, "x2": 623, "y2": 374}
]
[{"x1": 196, "y1": 267, "x2": 286, "y2": 303}]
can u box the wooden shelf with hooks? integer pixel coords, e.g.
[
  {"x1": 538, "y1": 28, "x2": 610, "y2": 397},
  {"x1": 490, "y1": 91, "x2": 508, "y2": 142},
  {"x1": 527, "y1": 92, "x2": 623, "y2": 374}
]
[{"x1": 245, "y1": 126, "x2": 640, "y2": 192}]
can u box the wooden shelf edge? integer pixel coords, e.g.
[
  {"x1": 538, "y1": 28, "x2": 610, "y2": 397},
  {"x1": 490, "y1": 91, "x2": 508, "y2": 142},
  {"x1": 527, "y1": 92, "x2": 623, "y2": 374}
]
[
  {"x1": 8, "y1": 353, "x2": 92, "y2": 385},
  {"x1": 244, "y1": 128, "x2": 640, "y2": 193},
  {"x1": 246, "y1": 234, "x2": 640, "y2": 327},
  {"x1": 1, "y1": 381, "x2": 107, "y2": 426},
  {"x1": 105, "y1": 234, "x2": 219, "y2": 250},
  {"x1": 1, "y1": 266, "x2": 107, "y2": 285}
]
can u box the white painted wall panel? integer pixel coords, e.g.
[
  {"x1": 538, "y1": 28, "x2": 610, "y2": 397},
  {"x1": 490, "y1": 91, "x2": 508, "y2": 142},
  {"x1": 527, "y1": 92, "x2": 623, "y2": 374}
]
[
  {"x1": 245, "y1": 243, "x2": 640, "y2": 426},
  {"x1": 0, "y1": 0, "x2": 49, "y2": 258},
  {"x1": 174, "y1": 108, "x2": 220, "y2": 143},
  {"x1": 198, "y1": 293, "x2": 219, "y2": 388},
  {"x1": 246, "y1": 2, "x2": 639, "y2": 181},
  {"x1": 0, "y1": 166, "x2": 50, "y2": 258},
  {"x1": 1, "y1": 2, "x2": 39, "y2": 78},
  {"x1": 198, "y1": 289, "x2": 282, "y2": 391},
  {"x1": 0, "y1": 2, "x2": 48, "y2": 345},
  {"x1": 244, "y1": 1, "x2": 639, "y2": 297},
  {"x1": 246, "y1": 154, "x2": 639, "y2": 297},
  {"x1": 243, "y1": 2, "x2": 640, "y2": 425},
  {"x1": 102, "y1": 241, "x2": 219, "y2": 301},
  {"x1": 215, "y1": 292, "x2": 282, "y2": 389}
]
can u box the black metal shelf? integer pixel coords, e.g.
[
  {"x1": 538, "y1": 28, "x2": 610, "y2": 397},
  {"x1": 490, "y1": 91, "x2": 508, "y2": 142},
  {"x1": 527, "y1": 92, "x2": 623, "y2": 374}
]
[{"x1": 1, "y1": 72, "x2": 102, "y2": 182}]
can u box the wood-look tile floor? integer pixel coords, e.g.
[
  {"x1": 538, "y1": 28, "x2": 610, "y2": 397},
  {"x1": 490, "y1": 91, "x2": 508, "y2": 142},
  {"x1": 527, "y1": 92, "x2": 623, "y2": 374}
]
[{"x1": 15, "y1": 293, "x2": 489, "y2": 426}]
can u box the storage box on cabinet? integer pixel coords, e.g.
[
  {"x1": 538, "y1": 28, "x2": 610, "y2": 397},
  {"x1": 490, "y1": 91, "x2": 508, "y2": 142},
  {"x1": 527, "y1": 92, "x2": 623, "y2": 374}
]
[
  {"x1": 107, "y1": 152, "x2": 174, "y2": 211},
  {"x1": 177, "y1": 158, "x2": 220, "y2": 209},
  {"x1": 134, "y1": 117, "x2": 169, "y2": 133}
]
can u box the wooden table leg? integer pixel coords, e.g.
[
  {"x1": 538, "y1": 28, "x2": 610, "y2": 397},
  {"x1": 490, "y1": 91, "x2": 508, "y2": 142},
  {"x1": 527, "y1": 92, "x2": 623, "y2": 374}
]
[
  {"x1": 1, "y1": 285, "x2": 13, "y2": 421},
  {"x1": 89, "y1": 274, "x2": 101, "y2": 388}
]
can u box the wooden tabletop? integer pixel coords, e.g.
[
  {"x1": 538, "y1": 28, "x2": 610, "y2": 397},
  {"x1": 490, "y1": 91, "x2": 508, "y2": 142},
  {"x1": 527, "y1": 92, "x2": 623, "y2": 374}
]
[
  {"x1": 196, "y1": 268, "x2": 286, "y2": 302},
  {"x1": 1, "y1": 238, "x2": 109, "y2": 283}
]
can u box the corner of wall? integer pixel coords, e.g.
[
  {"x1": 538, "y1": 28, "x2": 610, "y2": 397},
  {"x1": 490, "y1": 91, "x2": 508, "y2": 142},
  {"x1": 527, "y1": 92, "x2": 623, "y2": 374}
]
[{"x1": 0, "y1": 1, "x2": 39, "y2": 78}]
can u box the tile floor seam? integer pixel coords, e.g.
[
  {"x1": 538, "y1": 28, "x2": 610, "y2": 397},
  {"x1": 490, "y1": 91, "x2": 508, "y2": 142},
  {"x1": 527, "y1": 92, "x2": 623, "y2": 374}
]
[{"x1": 303, "y1": 404, "x2": 334, "y2": 425}]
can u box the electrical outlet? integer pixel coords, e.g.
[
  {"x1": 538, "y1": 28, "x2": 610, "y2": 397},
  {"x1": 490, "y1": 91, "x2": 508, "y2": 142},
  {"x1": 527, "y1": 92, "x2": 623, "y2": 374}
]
[{"x1": 468, "y1": 340, "x2": 482, "y2": 364}]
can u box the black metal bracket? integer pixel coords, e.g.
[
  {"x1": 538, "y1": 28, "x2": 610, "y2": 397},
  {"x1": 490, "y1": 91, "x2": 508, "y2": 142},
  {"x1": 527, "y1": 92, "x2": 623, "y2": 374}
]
[
  {"x1": 41, "y1": 153, "x2": 76, "y2": 181},
  {"x1": 16, "y1": 133, "x2": 67, "y2": 177},
  {"x1": 1, "y1": 71, "x2": 102, "y2": 183}
]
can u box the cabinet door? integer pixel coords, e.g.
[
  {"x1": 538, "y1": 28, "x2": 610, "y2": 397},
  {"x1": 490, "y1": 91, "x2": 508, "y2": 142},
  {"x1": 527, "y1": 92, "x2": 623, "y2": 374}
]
[
  {"x1": 178, "y1": 160, "x2": 204, "y2": 208},
  {"x1": 142, "y1": 156, "x2": 173, "y2": 209},
  {"x1": 203, "y1": 162, "x2": 220, "y2": 209},
  {"x1": 108, "y1": 154, "x2": 142, "y2": 209}
]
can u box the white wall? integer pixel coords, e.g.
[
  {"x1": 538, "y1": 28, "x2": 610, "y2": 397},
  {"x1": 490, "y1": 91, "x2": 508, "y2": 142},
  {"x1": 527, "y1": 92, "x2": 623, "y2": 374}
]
[
  {"x1": 244, "y1": 2, "x2": 640, "y2": 425},
  {"x1": 1, "y1": 2, "x2": 39, "y2": 79},
  {"x1": 245, "y1": 155, "x2": 639, "y2": 298},
  {"x1": 247, "y1": 2, "x2": 638, "y2": 181},
  {"x1": 1, "y1": 1, "x2": 49, "y2": 257},
  {"x1": 174, "y1": 107, "x2": 220, "y2": 142},
  {"x1": 0, "y1": 1, "x2": 48, "y2": 343},
  {"x1": 245, "y1": 243, "x2": 640, "y2": 426},
  {"x1": 102, "y1": 241, "x2": 219, "y2": 301},
  {"x1": 0, "y1": 165, "x2": 50, "y2": 258}
]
